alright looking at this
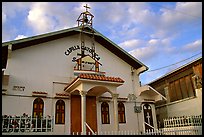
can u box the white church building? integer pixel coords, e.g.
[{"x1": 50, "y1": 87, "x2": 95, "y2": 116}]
[{"x1": 2, "y1": 5, "x2": 166, "y2": 135}]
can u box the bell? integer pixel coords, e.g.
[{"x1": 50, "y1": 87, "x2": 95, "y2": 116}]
[{"x1": 84, "y1": 16, "x2": 88, "y2": 23}]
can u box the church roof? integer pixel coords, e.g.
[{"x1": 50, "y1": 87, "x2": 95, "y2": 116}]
[{"x1": 2, "y1": 25, "x2": 148, "y2": 71}]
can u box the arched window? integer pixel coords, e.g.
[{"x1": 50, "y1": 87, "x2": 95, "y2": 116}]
[
  {"x1": 32, "y1": 98, "x2": 44, "y2": 118},
  {"x1": 143, "y1": 103, "x2": 153, "y2": 130},
  {"x1": 55, "y1": 100, "x2": 65, "y2": 124},
  {"x1": 101, "y1": 102, "x2": 110, "y2": 124},
  {"x1": 118, "y1": 102, "x2": 126, "y2": 123}
]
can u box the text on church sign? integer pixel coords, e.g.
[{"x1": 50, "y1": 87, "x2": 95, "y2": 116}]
[{"x1": 65, "y1": 45, "x2": 100, "y2": 61}]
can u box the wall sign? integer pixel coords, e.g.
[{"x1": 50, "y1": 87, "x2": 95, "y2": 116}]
[
  {"x1": 13, "y1": 86, "x2": 25, "y2": 91},
  {"x1": 65, "y1": 45, "x2": 100, "y2": 61},
  {"x1": 65, "y1": 44, "x2": 102, "y2": 72}
]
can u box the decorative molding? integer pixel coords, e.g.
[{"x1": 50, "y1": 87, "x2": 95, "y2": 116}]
[
  {"x1": 112, "y1": 93, "x2": 119, "y2": 99},
  {"x1": 98, "y1": 96, "x2": 128, "y2": 102},
  {"x1": 79, "y1": 91, "x2": 87, "y2": 96},
  {"x1": 32, "y1": 91, "x2": 48, "y2": 97},
  {"x1": 55, "y1": 93, "x2": 70, "y2": 99},
  {"x1": 2, "y1": 89, "x2": 7, "y2": 95}
]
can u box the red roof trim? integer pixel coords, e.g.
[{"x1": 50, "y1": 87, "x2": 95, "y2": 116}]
[
  {"x1": 64, "y1": 74, "x2": 124, "y2": 91},
  {"x1": 63, "y1": 77, "x2": 79, "y2": 91},
  {"x1": 32, "y1": 91, "x2": 48, "y2": 94},
  {"x1": 56, "y1": 93, "x2": 69, "y2": 96},
  {"x1": 79, "y1": 73, "x2": 124, "y2": 83}
]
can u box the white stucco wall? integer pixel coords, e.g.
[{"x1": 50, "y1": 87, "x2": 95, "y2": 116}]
[
  {"x1": 5, "y1": 34, "x2": 138, "y2": 98},
  {"x1": 166, "y1": 88, "x2": 202, "y2": 117},
  {"x1": 2, "y1": 33, "x2": 148, "y2": 134}
]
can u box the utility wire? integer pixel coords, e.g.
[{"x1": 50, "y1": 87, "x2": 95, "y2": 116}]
[{"x1": 147, "y1": 52, "x2": 202, "y2": 72}]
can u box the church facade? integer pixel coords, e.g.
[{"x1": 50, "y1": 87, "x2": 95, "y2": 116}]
[{"x1": 2, "y1": 6, "x2": 165, "y2": 135}]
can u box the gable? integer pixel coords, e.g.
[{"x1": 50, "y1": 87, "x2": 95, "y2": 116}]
[{"x1": 2, "y1": 26, "x2": 148, "y2": 71}]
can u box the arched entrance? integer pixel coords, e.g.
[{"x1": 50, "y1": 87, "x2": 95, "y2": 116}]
[
  {"x1": 65, "y1": 74, "x2": 124, "y2": 134},
  {"x1": 70, "y1": 86, "x2": 112, "y2": 134}
]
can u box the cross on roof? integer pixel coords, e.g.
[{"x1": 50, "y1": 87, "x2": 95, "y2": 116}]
[{"x1": 84, "y1": 4, "x2": 90, "y2": 12}]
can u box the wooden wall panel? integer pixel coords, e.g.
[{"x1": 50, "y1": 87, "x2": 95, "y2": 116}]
[
  {"x1": 193, "y1": 63, "x2": 202, "y2": 79},
  {"x1": 179, "y1": 77, "x2": 189, "y2": 98},
  {"x1": 185, "y1": 75, "x2": 195, "y2": 97},
  {"x1": 175, "y1": 80, "x2": 182, "y2": 100},
  {"x1": 169, "y1": 82, "x2": 177, "y2": 102}
]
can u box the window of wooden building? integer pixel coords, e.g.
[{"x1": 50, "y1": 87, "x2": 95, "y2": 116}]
[
  {"x1": 101, "y1": 102, "x2": 110, "y2": 124},
  {"x1": 55, "y1": 99, "x2": 65, "y2": 124},
  {"x1": 169, "y1": 74, "x2": 195, "y2": 102}
]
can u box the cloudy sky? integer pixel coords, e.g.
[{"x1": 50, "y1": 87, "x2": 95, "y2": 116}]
[{"x1": 2, "y1": 2, "x2": 202, "y2": 84}]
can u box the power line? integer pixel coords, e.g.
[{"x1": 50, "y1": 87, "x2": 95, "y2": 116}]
[{"x1": 147, "y1": 52, "x2": 202, "y2": 72}]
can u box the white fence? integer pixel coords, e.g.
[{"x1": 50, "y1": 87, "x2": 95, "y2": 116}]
[
  {"x1": 2, "y1": 114, "x2": 202, "y2": 135},
  {"x1": 163, "y1": 115, "x2": 202, "y2": 128},
  {"x1": 2, "y1": 114, "x2": 53, "y2": 133},
  {"x1": 145, "y1": 126, "x2": 202, "y2": 135},
  {"x1": 70, "y1": 126, "x2": 202, "y2": 135}
]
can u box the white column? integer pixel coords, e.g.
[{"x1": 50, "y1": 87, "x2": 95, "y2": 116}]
[
  {"x1": 80, "y1": 91, "x2": 87, "y2": 135},
  {"x1": 112, "y1": 93, "x2": 119, "y2": 131}
]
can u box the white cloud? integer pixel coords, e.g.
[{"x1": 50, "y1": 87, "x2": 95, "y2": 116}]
[
  {"x1": 27, "y1": 2, "x2": 57, "y2": 34},
  {"x1": 154, "y1": 2, "x2": 202, "y2": 38},
  {"x1": 15, "y1": 35, "x2": 27, "y2": 40},
  {"x1": 182, "y1": 39, "x2": 202, "y2": 52},
  {"x1": 26, "y1": 2, "x2": 89, "y2": 34},
  {"x1": 117, "y1": 2, "x2": 202, "y2": 40},
  {"x1": 2, "y1": 2, "x2": 32, "y2": 19},
  {"x1": 129, "y1": 44, "x2": 158, "y2": 62},
  {"x1": 176, "y1": 2, "x2": 202, "y2": 19},
  {"x1": 148, "y1": 39, "x2": 159, "y2": 45},
  {"x1": 2, "y1": 12, "x2": 6, "y2": 24},
  {"x1": 119, "y1": 36, "x2": 176, "y2": 63},
  {"x1": 119, "y1": 39, "x2": 143, "y2": 50}
]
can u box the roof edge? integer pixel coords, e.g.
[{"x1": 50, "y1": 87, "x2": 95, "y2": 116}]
[
  {"x1": 2, "y1": 25, "x2": 148, "y2": 70},
  {"x1": 2, "y1": 26, "x2": 81, "y2": 47},
  {"x1": 148, "y1": 56, "x2": 202, "y2": 85}
]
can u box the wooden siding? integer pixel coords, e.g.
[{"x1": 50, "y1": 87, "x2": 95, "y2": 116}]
[{"x1": 150, "y1": 58, "x2": 202, "y2": 104}]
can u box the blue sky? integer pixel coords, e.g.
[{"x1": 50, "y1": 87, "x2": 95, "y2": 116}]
[{"x1": 2, "y1": 2, "x2": 202, "y2": 85}]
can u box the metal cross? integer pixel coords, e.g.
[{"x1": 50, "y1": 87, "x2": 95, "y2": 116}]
[
  {"x1": 146, "y1": 112, "x2": 151, "y2": 124},
  {"x1": 84, "y1": 4, "x2": 90, "y2": 12}
]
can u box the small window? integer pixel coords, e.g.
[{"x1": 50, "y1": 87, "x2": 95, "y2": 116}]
[
  {"x1": 55, "y1": 100, "x2": 65, "y2": 124},
  {"x1": 118, "y1": 102, "x2": 126, "y2": 123},
  {"x1": 101, "y1": 102, "x2": 110, "y2": 124},
  {"x1": 32, "y1": 98, "x2": 44, "y2": 118}
]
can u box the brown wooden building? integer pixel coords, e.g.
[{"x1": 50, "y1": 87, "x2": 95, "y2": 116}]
[{"x1": 148, "y1": 57, "x2": 202, "y2": 128}]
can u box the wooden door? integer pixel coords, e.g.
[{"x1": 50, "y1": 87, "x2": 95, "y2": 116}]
[
  {"x1": 71, "y1": 95, "x2": 97, "y2": 134},
  {"x1": 86, "y1": 96, "x2": 97, "y2": 134},
  {"x1": 71, "y1": 95, "x2": 81, "y2": 134}
]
